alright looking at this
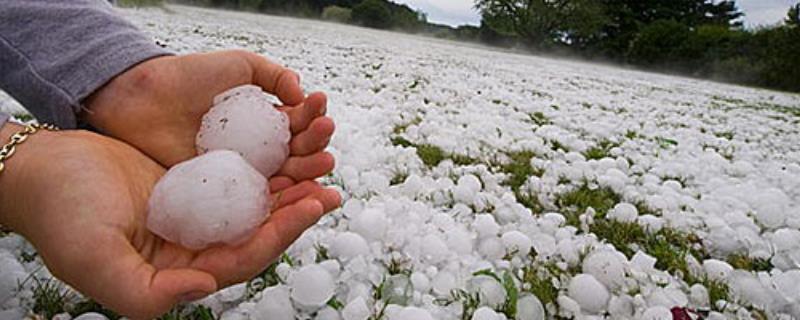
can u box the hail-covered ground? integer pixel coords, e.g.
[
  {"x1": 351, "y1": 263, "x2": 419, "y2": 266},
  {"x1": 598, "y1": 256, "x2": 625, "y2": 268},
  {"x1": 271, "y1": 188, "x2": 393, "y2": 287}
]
[{"x1": 2, "y1": 5, "x2": 800, "y2": 320}]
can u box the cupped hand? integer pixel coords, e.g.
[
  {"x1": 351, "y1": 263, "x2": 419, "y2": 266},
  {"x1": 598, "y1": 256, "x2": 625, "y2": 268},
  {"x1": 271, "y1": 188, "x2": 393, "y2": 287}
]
[
  {"x1": 0, "y1": 126, "x2": 341, "y2": 319},
  {"x1": 84, "y1": 50, "x2": 336, "y2": 184}
]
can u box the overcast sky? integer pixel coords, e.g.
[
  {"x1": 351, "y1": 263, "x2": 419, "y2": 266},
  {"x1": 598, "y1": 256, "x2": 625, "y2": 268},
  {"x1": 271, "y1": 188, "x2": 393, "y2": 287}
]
[{"x1": 393, "y1": 0, "x2": 796, "y2": 28}]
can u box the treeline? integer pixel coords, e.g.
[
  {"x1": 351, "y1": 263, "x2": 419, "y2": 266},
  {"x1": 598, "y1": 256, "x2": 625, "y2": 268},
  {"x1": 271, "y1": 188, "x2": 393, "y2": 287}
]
[
  {"x1": 152, "y1": 0, "x2": 800, "y2": 92},
  {"x1": 474, "y1": 0, "x2": 800, "y2": 92},
  {"x1": 172, "y1": 0, "x2": 430, "y2": 32}
]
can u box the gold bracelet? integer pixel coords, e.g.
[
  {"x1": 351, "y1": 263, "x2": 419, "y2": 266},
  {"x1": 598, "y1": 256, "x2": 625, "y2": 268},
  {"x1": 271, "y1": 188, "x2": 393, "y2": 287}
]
[{"x1": 0, "y1": 123, "x2": 60, "y2": 174}]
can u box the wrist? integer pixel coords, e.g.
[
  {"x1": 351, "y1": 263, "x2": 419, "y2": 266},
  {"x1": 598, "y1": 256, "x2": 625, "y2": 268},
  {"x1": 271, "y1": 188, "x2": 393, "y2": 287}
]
[{"x1": 0, "y1": 123, "x2": 59, "y2": 233}]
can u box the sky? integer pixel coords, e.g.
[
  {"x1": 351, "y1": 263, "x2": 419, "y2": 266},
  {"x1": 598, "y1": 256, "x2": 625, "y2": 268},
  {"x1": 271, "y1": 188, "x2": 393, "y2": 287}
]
[{"x1": 393, "y1": 0, "x2": 796, "y2": 28}]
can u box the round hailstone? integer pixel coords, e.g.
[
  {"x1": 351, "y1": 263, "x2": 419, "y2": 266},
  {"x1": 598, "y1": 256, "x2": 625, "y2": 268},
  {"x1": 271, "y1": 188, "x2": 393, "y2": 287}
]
[
  {"x1": 392, "y1": 307, "x2": 434, "y2": 320},
  {"x1": 330, "y1": 232, "x2": 370, "y2": 260},
  {"x1": 568, "y1": 274, "x2": 610, "y2": 314},
  {"x1": 197, "y1": 85, "x2": 290, "y2": 178},
  {"x1": 350, "y1": 208, "x2": 388, "y2": 240},
  {"x1": 342, "y1": 296, "x2": 370, "y2": 320},
  {"x1": 290, "y1": 265, "x2": 336, "y2": 308},
  {"x1": 254, "y1": 285, "x2": 296, "y2": 320},
  {"x1": 472, "y1": 307, "x2": 501, "y2": 320},
  {"x1": 147, "y1": 150, "x2": 269, "y2": 250},
  {"x1": 469, "y1": 275, "x2": 507, "y2": 307},
  {"x1": 582, "y1": 250, "x2": 627, "y2": 290},
  {"x1": 608, "y1": 202, "x2": 638, "y2": 223},
  {"x1": 516, "y1": 294, "x2": 545, "y2": 320},
  {"x1": 73, "y1": 313, "x2": 109, "y2": 320},
  {"x1": 501, "y1": 231, "x2": 533, "y2": 256},
  {"x1": 641, "y1": 306, "x2": 672, "y2": 320}
]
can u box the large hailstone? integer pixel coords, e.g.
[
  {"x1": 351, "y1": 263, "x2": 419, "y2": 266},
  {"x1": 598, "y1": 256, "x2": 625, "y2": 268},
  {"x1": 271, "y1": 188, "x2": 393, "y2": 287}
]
[
  {"x1": 147, "y1": 150, "x2": 269, "y2": 250},
  {"x1": 197, "y1": 85, "x2": 291, "y2": 177}
]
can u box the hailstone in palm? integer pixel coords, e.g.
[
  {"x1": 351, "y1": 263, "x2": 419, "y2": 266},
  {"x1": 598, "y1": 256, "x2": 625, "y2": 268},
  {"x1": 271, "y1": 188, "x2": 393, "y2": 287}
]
[
  {"x1": 148, "y1": 85, "x2": 292, "y2": 250},
  {"x1": 147, "y1": 150, "x2": 270, "y2": 250},
  {"x1": 197, "y1": 85, "x2": 291, "y2": 177}
]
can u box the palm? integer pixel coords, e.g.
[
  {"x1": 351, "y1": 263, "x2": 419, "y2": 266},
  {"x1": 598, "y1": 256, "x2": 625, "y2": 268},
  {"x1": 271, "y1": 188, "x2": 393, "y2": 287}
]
[
  {"x1": 19, "y1": 131, "x2": 339, "y2": 319},
  {"x1": 84, "y1": 50, "x2": 336, "y2": 184}
]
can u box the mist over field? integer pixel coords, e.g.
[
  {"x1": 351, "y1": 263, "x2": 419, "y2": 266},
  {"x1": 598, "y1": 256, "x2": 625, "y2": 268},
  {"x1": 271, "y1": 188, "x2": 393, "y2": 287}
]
[{"x1": 2, "y1": 4, "x2": 800, "y2": 320}]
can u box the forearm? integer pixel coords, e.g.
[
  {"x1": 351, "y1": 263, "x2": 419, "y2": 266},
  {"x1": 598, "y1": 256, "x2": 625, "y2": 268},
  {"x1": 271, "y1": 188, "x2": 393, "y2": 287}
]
[
  {"x1": 0, "y1": 122, "x2": 30, "y2": 230},
  {"x1": 0, "y1": 0, "x2": 171, "y2": 129}
]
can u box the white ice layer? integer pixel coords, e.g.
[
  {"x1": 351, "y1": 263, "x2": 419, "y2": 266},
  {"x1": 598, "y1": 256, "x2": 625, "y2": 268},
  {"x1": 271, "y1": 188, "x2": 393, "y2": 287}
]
[
  {"x1": 197, "y1": 85, "x2": 290, "y2": 178},
  {"x1": 147, "y1": 150, "x2": 270, "y2": 250}
]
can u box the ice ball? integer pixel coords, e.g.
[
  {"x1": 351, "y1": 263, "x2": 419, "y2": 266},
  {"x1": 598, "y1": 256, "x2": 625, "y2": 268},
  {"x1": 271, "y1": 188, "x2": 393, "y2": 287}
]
[
  {"x1": 289, "y1": 264, "x2": 336, "y2": 308},
  {"x1": 568, "y1": 274, "x2": 610, "y2": 314},
  {"x1": 147, "y1": 150, "x2": 270, "y2": 250},
  {"x1": 197, "y1": 85, "x2": 290, "y2": 177}
]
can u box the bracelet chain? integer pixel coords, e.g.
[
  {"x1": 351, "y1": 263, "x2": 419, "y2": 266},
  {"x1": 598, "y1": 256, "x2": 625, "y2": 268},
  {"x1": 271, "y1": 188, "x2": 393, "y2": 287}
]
[{"x1": 0, "y1": 123, "x2": 60, "y2": 174}]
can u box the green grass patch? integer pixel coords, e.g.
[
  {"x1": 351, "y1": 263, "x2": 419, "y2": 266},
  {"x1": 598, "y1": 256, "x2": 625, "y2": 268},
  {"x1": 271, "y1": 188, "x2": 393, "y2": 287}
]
[
  {"x1": 391, "y1": 136, "x2": 478, "y2": 168},
  {"x1": 583, "y1": 140, "x2": 620, "y2": 160},
  {"x1": 30, "y1": 277, "x2": 72, "y2": 319},
  {"x1": 12, "y1": 113, "x2": 34, "y2": 122},
  {"x1": 392, "y1": 117, "x2": 422, "y2": 134},
  {"x1": 498, "y1": 150, "x2": 544, "y2": 213},
  {"x1": 416, "y1": 144, "x2": 447, "y2": 167},
  {"x1": 556, "y1": 183, "x2": 620, "y2": 226},
  {"x1": 715, "y1": 131, "x2": 735, "y2": 140},
  {"x1": 390, "y1": 171, "x2": 408, "y2": 186},
  {"x1": 726, "y1": 253, "x2": 773, "y2": 272},
  {"x1": 528, "y1": 112, "x2": 551, "y2": 126},
  {"x1": 521, "y1": 266, "x2": 559, "y2": 308}
]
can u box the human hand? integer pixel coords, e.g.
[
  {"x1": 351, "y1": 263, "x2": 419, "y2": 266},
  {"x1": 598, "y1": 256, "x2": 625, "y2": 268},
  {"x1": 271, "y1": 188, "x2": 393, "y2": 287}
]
[
  {"x1": 84, "y1": 50, "x2": 336, "y2": 184},
  {"x1": 0, "y1": 125, "x2": 341, "y2": 319}
]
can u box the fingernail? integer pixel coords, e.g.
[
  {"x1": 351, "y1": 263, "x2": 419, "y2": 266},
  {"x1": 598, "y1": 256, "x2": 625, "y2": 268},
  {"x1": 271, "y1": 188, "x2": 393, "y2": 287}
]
[{"x1": 180, "y1": 291, "x2": 209, "y2": 302}]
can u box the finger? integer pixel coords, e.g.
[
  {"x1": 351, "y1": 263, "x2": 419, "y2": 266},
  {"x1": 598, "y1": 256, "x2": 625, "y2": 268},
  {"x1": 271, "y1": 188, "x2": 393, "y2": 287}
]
[
  {"x1": 56, "y1": 233, "x2": 217, "y2": 319},
  {"x1": 271, "y1": 180, "x2": 323, "y2": 209},
  {"x1": 195, "y1": 198, "x2": 326, "y2": 287},
  {"x1": 277, "y1": 152, "x2": 336, "y2": 181},
  {"x1": 290, "y1": 116, "x2": 335, "y2": 156},
  {"x1": 240, "y1": 51, "x2": 304, "y2": 106},
  {"x1": 269, "y1": 176, "x2": 296, "y2": 193},
  {"x1": 280, "y1": 92, "x2": 328, "y2": 134},
  {"x1": 309, "y1": 187, "x2": 342, "y2": 213}
]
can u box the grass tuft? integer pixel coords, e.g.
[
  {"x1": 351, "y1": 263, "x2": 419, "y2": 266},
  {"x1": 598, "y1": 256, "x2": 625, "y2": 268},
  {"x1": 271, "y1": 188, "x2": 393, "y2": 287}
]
[
  {"x1": 582, "y1": 140, "x2": 620, "y2": 160},
  {"x1": 726, "y1": 253, "x2": 773, "y2": 272},
  {"x1": 556, "y1": 182, "x2": 620, "y2": 226},
  {"x1": 391, "y1": 137, "x2": 478, "y2": 168}
]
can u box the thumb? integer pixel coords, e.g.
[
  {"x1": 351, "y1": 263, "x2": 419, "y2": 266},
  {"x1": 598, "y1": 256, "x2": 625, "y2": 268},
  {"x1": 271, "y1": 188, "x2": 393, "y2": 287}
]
[{"x1": 62, "y1": 234, "x2": 218, "y2": 319}]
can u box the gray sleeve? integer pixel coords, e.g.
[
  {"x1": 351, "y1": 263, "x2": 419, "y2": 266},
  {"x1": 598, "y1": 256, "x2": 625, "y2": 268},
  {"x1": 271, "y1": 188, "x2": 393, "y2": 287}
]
[
  {"x1": 0, "y1": 113, "x2": 8, "y2": 128},
  {"x1": 0, "y1": 1, "x2": 171, "y2": 129}
]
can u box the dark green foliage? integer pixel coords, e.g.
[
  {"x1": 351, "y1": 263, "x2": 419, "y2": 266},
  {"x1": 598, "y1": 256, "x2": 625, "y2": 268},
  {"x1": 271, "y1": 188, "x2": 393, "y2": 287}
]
[
  {"x1": 352, "y1": 0, "x2": 392, "y2": 29},
  {"x1": 627, "y1": 20, "x2": 692, "y2": 66},
  {"x1": 787, "y1": 4, "x2": 800, "y2": 27},
  {"x1": 31, "y1": 278, "x2": 72, "y2": 319},
  {"x1": 322, "y1": 5, "x2": 352, "y2": 23}
]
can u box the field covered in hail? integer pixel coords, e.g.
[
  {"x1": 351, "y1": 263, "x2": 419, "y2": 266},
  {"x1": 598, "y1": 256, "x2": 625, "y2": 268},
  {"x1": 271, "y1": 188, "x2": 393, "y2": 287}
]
[{"x1": 2, "y1": 4, "x2": 800, "y2": 320}]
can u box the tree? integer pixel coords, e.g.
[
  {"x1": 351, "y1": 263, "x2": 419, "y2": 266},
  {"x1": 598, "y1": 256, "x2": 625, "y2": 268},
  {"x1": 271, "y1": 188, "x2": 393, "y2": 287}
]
[
  {"x1": 475, "y1": 0, "x2": 607, "y2": 48},
  {"x1": 787, "y1": 3, "x2": 800, "y2": 27},
  {"x1": 352, "y1": 0, "x2": 392, "y2": 29},
  {"x1": 322, "y1": 5, "x2": 352, "y2": 23},
  {"x1": 627, "y1": 19, "x2": 691, "y2": 66}
]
